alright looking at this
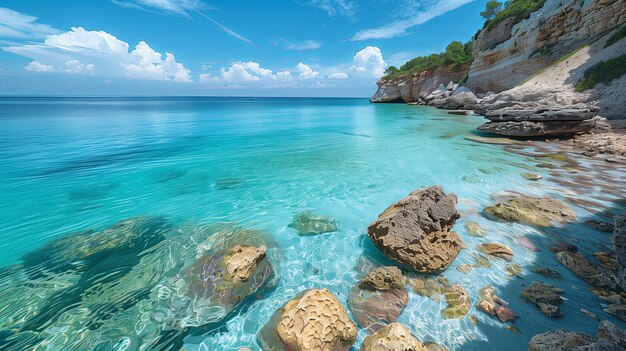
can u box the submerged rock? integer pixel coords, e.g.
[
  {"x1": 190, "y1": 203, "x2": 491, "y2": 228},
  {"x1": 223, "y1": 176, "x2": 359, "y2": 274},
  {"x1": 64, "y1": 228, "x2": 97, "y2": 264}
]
[
  {"x1": 288, "y1": 211, "x2": 339, "y2": 235},
  {"x1": 533, "y1": 266, "x2": 562, "y2": 279},
  {"x1": 477, "y1": 286, "x2": 516, "y2": 322},
  {"x1": 585, "y1": 219, "x2": 614, "y2": 232},
  {"x1": 409, "y1": 276, "x2": 448, "y2": 302},
  {"x1": 484, "y1": 193, "x2": 576, "y2": 227},
  {"x1": 556, "y1": 251, "x2": 619, "y2": 291},
  {"x1": 349, "y1": 266, "x2": 408, "y2": 332},
  {"x1": 522, "y1": 173, "x2": 542, "y2": 180},
  {"x1": 522, "y1": 281, "x2": 564, "y2": 318},
  {"x1": 367, "y1": 186, "x2": 462, "y2": 273},
  {"x1": 360, "y1": 322, "x2": 428, "y2": 351},
  {"x1": 258, "y1": 288, "x2": 357, "y2": 351},
  {"x1": 614, "y1": 214, "x2": 626, "y2": 291},
  {"x1": 549, "y1": 242, "x2": 578, "y2": 254},
  {"x1": 442, "y1": 285, "x2": 471, "y2": 319},
  {"x1": 464, "y1": 221, "x2": 487, "y2": 237},
  {"x1": 604, "y1": 303, "x2": 626, "y2": 322},
  {"x1": 528, "y1": 320, "x2": 626, "y2": 351},
  {"x1": 479, "y1": 242, "x2": 514, "y2": 261}
]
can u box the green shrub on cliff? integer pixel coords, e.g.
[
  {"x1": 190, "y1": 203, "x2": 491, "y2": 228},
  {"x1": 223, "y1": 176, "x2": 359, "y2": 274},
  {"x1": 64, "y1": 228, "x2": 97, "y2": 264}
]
[
  {"x1": 575, "y1": 54, "x2": 626, "y2": 92},
  {"x1": 382, "y1": 40, "x2": 473, "y2": 80},
  {"x1": 484, "y1": 0, "x2": 547, "y2": 29},
  {"x1": 604, "y1": 25, "x2": 626, "y2": 48}
]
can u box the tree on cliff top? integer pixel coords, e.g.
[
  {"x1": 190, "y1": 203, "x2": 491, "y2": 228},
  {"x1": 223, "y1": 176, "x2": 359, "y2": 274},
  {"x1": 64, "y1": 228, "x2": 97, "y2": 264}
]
[{"x1": 480, "y1": 0, "x2": 503, "y2": 21}]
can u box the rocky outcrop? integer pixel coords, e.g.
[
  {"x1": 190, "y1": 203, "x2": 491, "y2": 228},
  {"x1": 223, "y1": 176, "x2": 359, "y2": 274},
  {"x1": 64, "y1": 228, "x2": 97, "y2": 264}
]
[
  {"x1": 371, "y1": 64, "x2": 470, "y2": 103},
  {"x1": 360, "y1": 322, "x2": 428, "y2": 351},
  {"x1": 557, "y1": 251, "x2": 620, "y2": 290},
  {"x1": 466, "y1": 0, "x2": 626, "y2": 94},
  {"x1": 522, "y1": 281, "x2": 564, "y2": 317},
  {"x1": 484, "y1": 192, "x2": 576, "y2": 227},
  {"x1": 258, "y1": 288, "x2": 357, "y2": 351},
  {"x1": 528, "y1": 320, "x2": 626, "y2": 351},
  {"x1": 348, "y1": 266, "x2": 409, "y2": 332},
  {"x1": 367, "y1": 186, "x2": 462, "y2": 273}
]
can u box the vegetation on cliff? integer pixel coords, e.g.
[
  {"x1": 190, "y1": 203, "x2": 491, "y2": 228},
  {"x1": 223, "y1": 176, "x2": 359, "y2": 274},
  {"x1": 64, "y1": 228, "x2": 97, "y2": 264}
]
[
  {"x1": 482, "y1": 0, "x2": 547, "y2": 29},
  {"x1": 382, "y1": 41, "x2": 473, "y2": 80},
  {"x1": 575, "y1": 54, "x2": 626, "y2": 92},
  {"x1": 604, "y1": 25, "x2": 626, "y2": 48}
]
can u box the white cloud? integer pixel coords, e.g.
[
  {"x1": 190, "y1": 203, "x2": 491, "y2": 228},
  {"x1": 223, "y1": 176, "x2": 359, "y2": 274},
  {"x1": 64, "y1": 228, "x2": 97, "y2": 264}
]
[
  {"x1": 4, "y1": 27, "x2": 191, "y2": 82},
  {"x1": 296, "y1": 62, "x2": 319, "y2": 80},
  {"x1": 307, "y1": 0, "x2": 355, "y2": 18},
  {"x1": 206, "y1": 61, "x2": 293, "y2": 83},
  {"x1": 351, "y1": 0, "x2": 474, "y2": 40},
  {"x1": 0, "y1": 7, "x2": 60, "y2": 39},
  {"x1": 327, "y1": 72, "x2": 348, "y2": 79},
  {"x1": 286, "y1": 40, "x2": 323, "y2": 51},
  {"x1": 25, "y1": 61, "x2": 54, "y2": 72},
  {"x1": 349, "y1": 46, "x2": 386, "y2": 78}
]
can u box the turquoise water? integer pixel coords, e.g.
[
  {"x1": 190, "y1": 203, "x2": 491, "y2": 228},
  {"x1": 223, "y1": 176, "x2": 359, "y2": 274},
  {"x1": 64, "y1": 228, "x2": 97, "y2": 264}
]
[{"x1": 0, "y1": 97, "x2": 623, "y2": 350}]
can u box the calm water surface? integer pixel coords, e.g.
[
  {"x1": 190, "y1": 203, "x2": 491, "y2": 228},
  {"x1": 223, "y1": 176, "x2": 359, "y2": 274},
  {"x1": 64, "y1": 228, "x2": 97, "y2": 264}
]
[{"x1": 0, "y1": 97, "x2": 624, "y2": 350}]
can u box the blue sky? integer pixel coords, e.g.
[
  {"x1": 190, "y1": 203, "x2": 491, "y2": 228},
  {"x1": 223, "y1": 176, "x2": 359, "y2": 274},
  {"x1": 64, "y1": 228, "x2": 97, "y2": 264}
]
[{"x1": 0, "y1": 0, "x2": 488, "y2": 96}]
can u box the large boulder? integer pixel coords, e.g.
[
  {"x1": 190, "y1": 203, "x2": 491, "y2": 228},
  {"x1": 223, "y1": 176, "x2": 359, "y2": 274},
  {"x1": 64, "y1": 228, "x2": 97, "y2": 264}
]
[
  {"x1": 484, "y1": 193, "x2": 576, "y2": 227},
  {"x1": 348, "y1": 266, "x2": 408, "y2": 332},
  {"x1": 556, "y1": 251, "x2": 619, "y2": 291},
  {"x1": 367, "y1": 186, "x2": 462, "y2": 273},
  {"x1": 258, "y1": 288, "x2": 357, "y2": 351},
  {"x1": 360, "y1": 322, "x2": 428, "y2": 351}
]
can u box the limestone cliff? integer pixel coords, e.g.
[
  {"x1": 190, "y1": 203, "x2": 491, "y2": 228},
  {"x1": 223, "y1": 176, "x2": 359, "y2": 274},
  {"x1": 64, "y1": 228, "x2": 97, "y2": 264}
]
[
  {"x1": 370, "y1": 63, "x2": 469, "y2": 103},
  {"x1": 466, "y1": 0, "x2": 626, "y2": 93}
]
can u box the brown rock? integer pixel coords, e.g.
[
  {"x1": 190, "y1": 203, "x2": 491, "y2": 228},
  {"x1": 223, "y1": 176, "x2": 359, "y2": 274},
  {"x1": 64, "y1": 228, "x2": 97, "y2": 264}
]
[
  {"x1": 349, "y1": 267, "x2": 408, "y2": 332},
  {"x1": 222, "y1": 244, "x2": 267, "y2": 282},
  {"x1": 360, "y1": 322, "x2": 428, "y2": 351},
  {"x1": 479, "y1": 243, "x2": 514, "y2": 261},
  {"x1": 359, "y1": 266, "x2": 404, "y2": 291},
  {"x1": 442, "y1": 285, "x2": 471, "y2": 319},
  {"x1": 484, "y1": 194, "x2": 576, "y2": 227},
  {"x1": 258, "y1": 288, "x2": 357, "y2": 351},
  {"x1": 367, "y1": 186, "x2": 462, "y2": 273}
]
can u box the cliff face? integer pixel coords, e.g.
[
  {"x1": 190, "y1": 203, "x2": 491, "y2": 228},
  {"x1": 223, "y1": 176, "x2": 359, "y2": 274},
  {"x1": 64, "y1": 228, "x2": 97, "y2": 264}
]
[
  {"x1": 466, "y1": 0, "x2": 626, "y2": 93},
  {"x1": 370, "y1": 63, "x2": 469, "y2": 103}
]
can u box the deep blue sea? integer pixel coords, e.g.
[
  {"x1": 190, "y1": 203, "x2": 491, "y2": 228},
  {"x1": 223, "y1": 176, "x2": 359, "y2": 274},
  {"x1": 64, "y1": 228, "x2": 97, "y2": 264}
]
[{"x1": 0, "y1": 97, "x2": 623, "y2": 350}]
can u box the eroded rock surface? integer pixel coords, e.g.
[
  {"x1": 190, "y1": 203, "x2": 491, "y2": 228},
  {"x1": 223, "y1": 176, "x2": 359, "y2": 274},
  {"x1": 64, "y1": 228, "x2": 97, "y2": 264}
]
[
  {"x1": 442, "y1": 285, "x2": 471, "y2": 319},
  {"x1": 360, "y1": 322, "x2": 428, "y2": 351},
  {"x1": 484, "y1": 193, "x2": 576, "y2": 227},
  {"x1": 477, "y1": 286, "x2": 516, "y2": 322},
  {"x1": 528, "y1": 320, "x2": 626, "y2": 351},
  {"x1": 479, "y1": 243, "x2": 514, "y2": 261},
  {"x1": 222, "y1": 244, "x2": 267, "y2": 282},
  {"x1": 367, "y1": 186, "x2": 462, "y2": 273},
  {"x1": 259, "y1": 288, "x2": 357, "y2": 351},
  {"x1": 556, "y1": 251, "x2": 619, "y2": 291},
  {"x1": 522, "y1": 281, "x2": 564, "y2": 317}
]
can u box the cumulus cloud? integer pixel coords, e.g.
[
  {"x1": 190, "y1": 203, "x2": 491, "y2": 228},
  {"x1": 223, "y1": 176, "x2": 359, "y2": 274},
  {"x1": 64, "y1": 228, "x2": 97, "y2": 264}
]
[
  {"x1": 286, "y1": 40, "x2": 323, "y2": 51},
  {"x1": 4, "y1": 27, "x2": 191, "y2": 82},
  {"x1": 349, "y1": 46, "x2": 386, "y2": 78},
  {"x1": 327, "y1": 72, "x2": 348, "y2": 79},
  {"x1": 0, "y1": 7, "x2": 60, "y2": 39},
  {"x1": 25, "y1": 61, "x2": 55, "y2": 72},
  {"x1": 202, "y1": 61, "x2": 293, "y2": 83},
  {"x1": 351, "y1": 0, "x2": 474, "y2": 40},
  {"x1": 296, "y1": 62, "x2": 319, "y2": 80}
]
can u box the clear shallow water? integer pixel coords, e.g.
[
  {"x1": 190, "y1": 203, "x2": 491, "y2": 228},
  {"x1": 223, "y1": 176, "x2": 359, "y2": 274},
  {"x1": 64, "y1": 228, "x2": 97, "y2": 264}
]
[{"x1": 0, "y1": 97, "x2": 624, "y2": 350}]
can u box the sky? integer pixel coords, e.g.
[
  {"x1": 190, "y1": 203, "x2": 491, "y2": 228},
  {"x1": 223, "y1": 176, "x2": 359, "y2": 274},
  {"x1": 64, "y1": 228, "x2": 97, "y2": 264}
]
[{"x1": 0, "y1": 0, "x2": 488, "y2": 97}]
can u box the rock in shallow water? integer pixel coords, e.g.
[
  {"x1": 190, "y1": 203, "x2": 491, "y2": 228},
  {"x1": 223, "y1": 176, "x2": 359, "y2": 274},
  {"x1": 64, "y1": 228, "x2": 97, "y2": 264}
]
[
  {"x1": 479, "y1": 242, "x2": 514, "y2": 261},
  {"x1": 348, "y1": 266, "x2": 408, "y2": 332},
  {"x1": 360, "y1": 322, "x2": 428, "y2": 351},
  {"x1": 442, "y1": 285, "x2": 471, "y2": 319},
  {"x1": 522, "y1": 281, "x2": 564, "y2": 318},
  {"x1": 556, "y1": 251, "x2": 619, "y2": 291},
  {"x1": 528, "y1": 320, "x2": 626, "y2": 351},
  {"x1": 367, "y1": 186, "x2": 462, "y2": 273},
  {"x1": 288, "y1": 211, "x2": 339, "y2": 235},
  {"x1": 484, "y1": 193, "x2": 576, "y2": 227},
  {"x1": 258, "y1": 288, "x2": 357, "y2": 351}
]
